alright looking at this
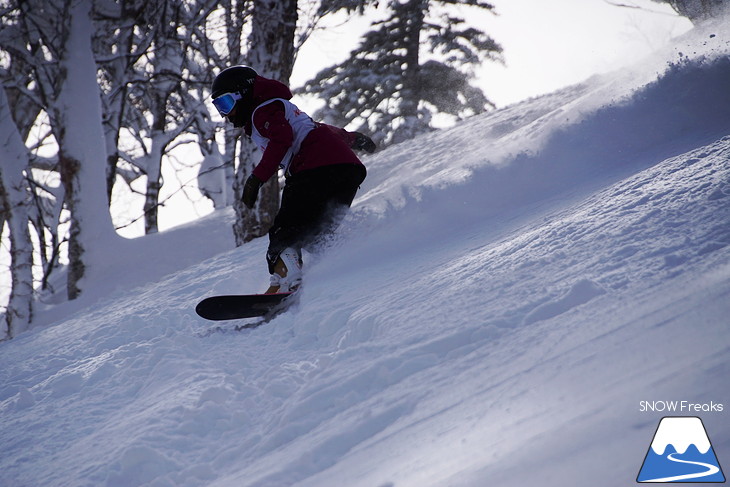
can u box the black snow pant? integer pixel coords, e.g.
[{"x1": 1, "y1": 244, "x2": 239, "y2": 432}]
[{"x1": 266, "y1": 163, "x2": 367, "y2": 273}]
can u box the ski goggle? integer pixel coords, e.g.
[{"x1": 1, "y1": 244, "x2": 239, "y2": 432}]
[{"x1": 212, "y1": 91, "x2": 243, "y2": 116}]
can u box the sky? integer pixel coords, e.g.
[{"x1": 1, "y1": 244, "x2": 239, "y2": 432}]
[{"x1": 290, "y1": 0, "x2": 692, "y2": 109}]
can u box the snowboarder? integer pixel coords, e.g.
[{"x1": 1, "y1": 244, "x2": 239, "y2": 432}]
[{"x1": 210, "y1": 66, "x2": 375, "y2": 294}]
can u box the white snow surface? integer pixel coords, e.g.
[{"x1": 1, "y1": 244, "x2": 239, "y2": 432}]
[{"x1": 2, "y1": 23, "x2": 730, "y2": 487}]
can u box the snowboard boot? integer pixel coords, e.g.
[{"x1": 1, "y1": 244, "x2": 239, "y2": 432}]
[{"x1": 265, "y1": 247, "x2": 303, "y2": 294}]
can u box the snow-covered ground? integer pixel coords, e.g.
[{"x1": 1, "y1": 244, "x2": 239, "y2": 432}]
[{"x1": 2, "y1": 21, "x2": 730, "y2": 487}]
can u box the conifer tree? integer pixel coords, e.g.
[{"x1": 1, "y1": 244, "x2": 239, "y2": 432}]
[
  {"x1": 650, "y1": 0, "x2": 728, "y2": 23},
  {"x1": 300, "y1": 0, "x2": 503, "y2": 146}
]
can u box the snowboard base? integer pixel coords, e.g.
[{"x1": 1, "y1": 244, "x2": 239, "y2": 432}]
[{"x1": 195, "y1": 292, "x2": 296, "y2": 321}]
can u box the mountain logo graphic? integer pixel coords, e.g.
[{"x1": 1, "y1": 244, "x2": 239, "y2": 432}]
[{"x1": 637, "y1": 416, "x2": 725, "y2": 483}]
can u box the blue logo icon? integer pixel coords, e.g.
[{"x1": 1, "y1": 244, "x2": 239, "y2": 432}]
[{"x1": 638, "y1": 416, "x2": 725, "y2": 483}]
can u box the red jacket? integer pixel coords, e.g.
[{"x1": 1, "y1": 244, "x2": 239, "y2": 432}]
[{"x1": 245, "y1": 76, "x2": 364, "y2": 183}]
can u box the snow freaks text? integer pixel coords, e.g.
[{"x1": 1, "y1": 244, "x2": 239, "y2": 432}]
[{"x1": 639, "y1": 401, "x2": 724, "y2": 413}]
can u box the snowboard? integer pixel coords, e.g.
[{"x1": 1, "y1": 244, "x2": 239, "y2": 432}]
[{"x1": 195, "y1": 292, "x2": 296, "y2": 321}]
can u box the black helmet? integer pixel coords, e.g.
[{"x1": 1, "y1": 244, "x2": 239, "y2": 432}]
[
  {"x1": 211, "y1": 66, "x2": 258, "y2": 127},
  {"x1": 211, "y1": 65, "x2": 258, "y2": 99}
]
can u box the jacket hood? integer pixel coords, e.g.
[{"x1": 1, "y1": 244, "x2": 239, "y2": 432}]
[{"x1": 252, "y1": 76, "x2": 293, "y2": 106}]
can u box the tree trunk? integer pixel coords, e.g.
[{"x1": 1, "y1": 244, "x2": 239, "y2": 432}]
[
  {"x1": 99, "y1": 1, "x2": 138, "y2": 204},
  {"x1": 53, "y1": 0, "x2": 119, "y2": 300},
  {"x1": 249, "y1": 0, "x2": 298, "y2": 81},
  {"x1": 232, "y1": 0, "x2": 298, "y2": 246},
  {"x1": 0, "y1": 88, "x2": 34, "y2": 339},
  {"x1": 143, "y1": 98, "x2": 167, "y2": 235},
  {"x1": 393, "y1": 0, "x2": 426, "y2": 144}
]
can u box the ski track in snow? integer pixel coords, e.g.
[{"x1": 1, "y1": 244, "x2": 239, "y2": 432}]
[
  {"x1": 645, "y1": 453, "x2": 721, "y2": 483},
  {"x1": 1, "y1": 23, "x2": 730, "y2": 487}
]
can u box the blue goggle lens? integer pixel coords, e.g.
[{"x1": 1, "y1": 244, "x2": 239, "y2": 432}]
[{"x1": 212, "y1": 92, "x2": 242, "y2": 116}]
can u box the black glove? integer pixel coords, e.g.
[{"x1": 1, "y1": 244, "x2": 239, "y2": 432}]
[
  {"x1": 242, "y1": 174, "x2": 263, "y2": 209},
  {"x1": 352, "y1": 132, "x2": 376, "y2": 153}
]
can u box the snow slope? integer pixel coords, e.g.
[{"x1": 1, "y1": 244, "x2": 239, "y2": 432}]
[{"x1": 2, "y1": 22, "x2": 730, "y2": 487}]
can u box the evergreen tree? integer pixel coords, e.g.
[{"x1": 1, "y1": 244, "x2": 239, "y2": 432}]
[
  {"x1": 650, "y1": 0, "x2": 729, "y2": 23},
  {"x1": 300, "y1": 0, "x2": 503, "y2": 146}
]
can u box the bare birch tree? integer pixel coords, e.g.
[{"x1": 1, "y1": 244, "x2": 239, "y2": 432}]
[
  {"x1": 230, "y1": 0, "x2": 299, "y2": 245},
  {"x1": 2, "y1": 0, "x2": 119, "y2": 301},
  {"x1": 0, "y1": 86, "x2": 34, "y2": 339}
]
